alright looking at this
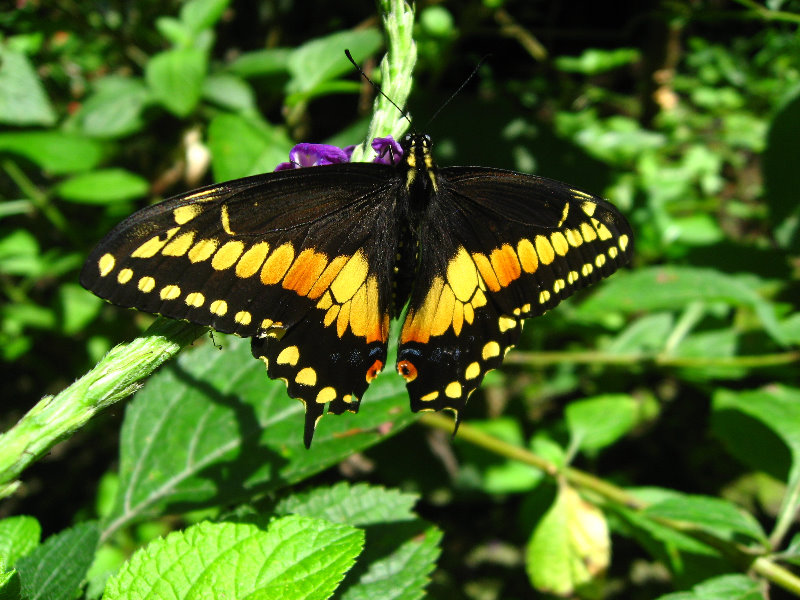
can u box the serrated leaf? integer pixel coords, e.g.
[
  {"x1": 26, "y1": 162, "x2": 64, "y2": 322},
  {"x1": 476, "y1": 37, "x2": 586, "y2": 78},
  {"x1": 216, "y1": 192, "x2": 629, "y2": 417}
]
[
  {"x1": 526, "y1": 484, "x2": 609, "y2": 597},
  {"x1": 0, "y1": 131, "x2": 104, "y2": 174},
  {"x1": 655, "y1": 573, "x2": 762, "y2": 600},
  {"x1": 565, "y1": 394, "x2": 638, "y2": 453},
  {"x1": 104, "y1": 517, "x2": 363, "y2": 600},
  {"x1": 0, "y1": 515, "x2": 40, "y2": 568},
  {"x1": 16, "y1": 521, "x2": 100, "y2": 600},
  {"x1": 55, "y1": 168, "x2": 149, "y2": 204},
  {"x1": 286, "y1": 29, "x2": 382, "y2": 98},
  {"x1": 146, "y1": 48, "x2": 207, "y2": 117},
  {"x1": 276, "y1": 482, "x2": 418, "y2": 526},
  {"x1": 0, "y1": 49, "x2": 55, "y2": 125},
  {"x1": 76, "y1": 77, "x2": 149, "y2": 138},
  {"x1": 207, "y1": 113, "x2": 293, "y2": 180},
  {"x1": 645, "y1": 494, "x2": 767, "y2": 547},
  {"x1": 276, "y1": 483, "x2": 441, "y2": 600},
  {"x1": 103, "y1": 337, "x2": 414, "y2": 533}
]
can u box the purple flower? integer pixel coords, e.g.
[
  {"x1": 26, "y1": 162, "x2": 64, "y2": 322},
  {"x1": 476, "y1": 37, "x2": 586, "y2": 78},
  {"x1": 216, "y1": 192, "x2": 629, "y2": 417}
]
[{"x1": 273, "y1": 136, "x2": 404, "y2": 171}]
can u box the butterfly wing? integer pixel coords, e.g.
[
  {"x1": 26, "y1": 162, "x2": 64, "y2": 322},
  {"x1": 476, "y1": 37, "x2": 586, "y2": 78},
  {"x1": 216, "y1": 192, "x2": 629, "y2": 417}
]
[
  {"x1": 80, "y1": 164, "x2": 401, "y2": 446},
  {"x1": 396, "y1": 167, "x2": 634, "y2": 421}
]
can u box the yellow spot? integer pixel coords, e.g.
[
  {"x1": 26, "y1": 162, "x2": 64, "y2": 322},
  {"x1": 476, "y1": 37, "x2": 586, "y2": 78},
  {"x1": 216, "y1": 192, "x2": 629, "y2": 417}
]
[
  {"x1": 132, "y1": 228, "x2": 179, "y2": 258},
  {"x1": 342, "y1": 394, "x2": 354, "y2": 404},
  {"x1": 260, "y1": 318, "x2": 274, "y2": 329},
  {"x1": 316, "y1": 291, "x2": 333, "y2": 311},
  {"x1": 539, "y1": 290, "x2": 551, "y2": 303},
  {"x1": 400, "y1": 276, "x2": 443, "y2": 344},
  {"x1": 117, "y1": 268, "x2": 133, "y2": 284},
  {"x1": 581, "y1": 200, "x2": 596, "y2": 215},
  {"x1": 210, "y1": 299, "x2": 228, "y2": 316},
  {"x1": 235, "y1": 242, "x2": 270, "y2": 278},
  {"x1": 431, "y1": 285, "x2": 456, "y2": 337},
  {"x1": 582, "y1": 263, "x2": 593, "y2": 277},
  {"x1": 566, "y1": 229, "x2": 583, "y2": 247},
  {"x1": 212, "y1": 241, "x2": 245, "y2": 271},
  {"x1": 330, "y1": 250, "x2": 368, "y2": 303},
  {"x1": 463, "y1": 303, "x2": 474, "y2": 325},
  {"x1": 183, "y1": 188, "x2": 220, "y2": 202},
  {"x1": 316, "y1": 387, "x2": 336, "y2": 404},
  {"x1": 551, "y1": 232, "x2": 569, "y2": 256},
  {"x1": 445, "y1": 381, "x2": 462, "y2": 399},
  {"x1": 609, "y1": 247, "x2": 619, "y2": 259},
  {"x1": 558, "y1": 203, "x2": 570, "y2": 226},
  {"x1": 324, "y1": 305, "x2": 340, "y2": 327},
  {"x1": 235, "y1": 311, "x2": 252, "y2": 326},
  {"x1": 567, "y1": 270, "x2": 579, "y2": 284},
  {"x1": 595, "y1": 254, "x2": 607, "y2": 268},
  {"x1": 498, "y1": 316, "x2": 516, "y2": 332},
  {"x1": 619, "y1": 234, "x2": 630, "y2": 252},
  {"x1": 447, "y1": 247, "x2": 479, "y2": 302},
  {"x1": 580, "y1": 222, "x2": 597, "y2": 242},
  {"x1": 535, "y1": 235, "x2": 555, "y2": 265},
  {"x1": 490, "y1": 244, "x2": 521, "y2": 287},
  {"x1": 277, "y1": 346, "x2": 299, "y2": 366},
  {"x1": 337, "y1": 300, "x2": 351, "y2": 338},
  {"x1": 160, "y1": 285, "x2": 181, "y2": 300},
  {"x1": 452, "y1": 301, "x2": 464, "y2": 336},
  {"x1": 572, "y1": 189, "x2": 593, "y2": 199},
  {"x1": 465, "y1": 362, "x2": 481, "y2": 380},
  {"x1": 98, "y1": 253, "x2": 115, "y2": 277},
  {"x1": 138, "y1": 276, "x2": 155, "y2": 293},
  {"x1": 220, "y1": 204, "x2": 234, "y2": 235},
  {"x1": 482, "y1": 341, "x2": 500, "y2": 360},
  {"x1": 592, "y1": 218, "x2": 613, "y2": 240},
  {"x1": 472, "y1": 252, "x2": 500, "y2": 292},
  {"x1": 188, "y1": 238, "x2": 219, "y2": 263},
  {"x1": 173, "y1": 204, "x2": 200, "y2": 225},
  {"x1": 261, "y1": 243, "x2": 295, "y2": 285},
  {"x1": 283, "y1": 249, "x2": 329, "y2": 297},
  {"x1": 554, "y1": 279, "x2": 565, "y2": 293},
  {"x1": 185, "y1": 292, "x2": 205, "y2": 307},
  {"x1": 517, "y1": 238, "x2": 538, "y2": 273},
  {"x1": 162, "y1": 232, "x2": 196, "y2": 257},
  {"x1": 420, "y1": 391, "x2": 439, "y2": 402},
  {"x1": 308, "y1": 255, "x2": 348, "y2": 299},
  {"x1": 296, "y1": 367, "x2": 317, "y2": 386},
  {"x1": 472, "y1": 288, "x2": 487, "y2": 308}
]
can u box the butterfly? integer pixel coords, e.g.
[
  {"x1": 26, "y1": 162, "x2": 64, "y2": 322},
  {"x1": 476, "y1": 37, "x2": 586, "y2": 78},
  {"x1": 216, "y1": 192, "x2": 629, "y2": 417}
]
[{"x1": 80, "y1": 133, "x2": 633, "y2": 447}]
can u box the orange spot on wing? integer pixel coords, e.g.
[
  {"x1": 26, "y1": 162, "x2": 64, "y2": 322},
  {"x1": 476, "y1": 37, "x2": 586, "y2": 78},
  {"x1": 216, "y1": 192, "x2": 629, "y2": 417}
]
[
  {"x1": 490, "y1": 244, "x2": 521, "y2": 287},
  {"x1": 282, "y1": 248, "x2": 328, "y2": 296}
]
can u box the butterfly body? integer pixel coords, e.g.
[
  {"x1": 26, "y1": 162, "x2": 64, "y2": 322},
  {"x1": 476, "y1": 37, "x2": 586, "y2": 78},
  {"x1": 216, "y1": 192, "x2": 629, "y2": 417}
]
[{"x1": 81, "y1": 133, "x2": 633, "y2": 446}]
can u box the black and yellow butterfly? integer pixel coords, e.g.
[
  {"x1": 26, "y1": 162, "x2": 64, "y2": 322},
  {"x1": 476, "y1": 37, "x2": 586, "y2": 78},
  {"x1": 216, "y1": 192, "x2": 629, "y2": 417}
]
[{"x1": 80, "y1": 133, "x2": 633, "y2": 447}]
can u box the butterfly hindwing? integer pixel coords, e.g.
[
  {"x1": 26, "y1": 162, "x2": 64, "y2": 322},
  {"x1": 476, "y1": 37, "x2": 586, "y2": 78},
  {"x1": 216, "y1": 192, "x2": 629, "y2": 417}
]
[
  {"x1": 80, "y1": 164, "x2": 401, "y2": 445},
  {"x1": 396, "y1": 167, "x2": 634, "y2": 419}
]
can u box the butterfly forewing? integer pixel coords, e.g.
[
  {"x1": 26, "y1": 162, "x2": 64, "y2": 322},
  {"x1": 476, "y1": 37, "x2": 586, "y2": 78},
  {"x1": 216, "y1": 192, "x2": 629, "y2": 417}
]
[{"x1": 395, "y1": 166, "x2": 634, "y2": 421}]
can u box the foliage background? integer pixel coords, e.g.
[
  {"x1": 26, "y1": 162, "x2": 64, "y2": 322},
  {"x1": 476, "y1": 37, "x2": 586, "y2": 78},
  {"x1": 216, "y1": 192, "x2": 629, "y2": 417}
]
[{"x1": 2, "y1": 0, "x2": 800, "y2": 598}]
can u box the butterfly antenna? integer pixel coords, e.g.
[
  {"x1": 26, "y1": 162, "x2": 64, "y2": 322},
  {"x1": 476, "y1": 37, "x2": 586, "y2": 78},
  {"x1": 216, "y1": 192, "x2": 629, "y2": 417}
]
[
  {"x1": 425, "y1": 55, "x2": 491, "y2": 127},
  {"x1": 345, "y1": 49, "x2": 412, "y2": 127}
]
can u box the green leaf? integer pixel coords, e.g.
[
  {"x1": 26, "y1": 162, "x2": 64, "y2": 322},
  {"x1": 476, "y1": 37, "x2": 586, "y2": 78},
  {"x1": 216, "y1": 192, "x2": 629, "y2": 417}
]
[
  {"x1": 55, "y1": 168, "x2": 149, "y2": 204},
  {"x1": 58, "y1": 283, "x2": 103, "y2": 335},
  {"x1": 180, "y1": 0, "x2": 231, "y2": 35},
  {"x1": 207, "y1": 113, "x2": 293, "y2": 180},
  {"x1": 565, "y1": 394, "x2": 638, "y2": 453},
  {"x1": 105, "y1": 517, "x2": 363, "y2": 600},
  {"x1": 0, "y1": 131, "x2": 104, "y2": 174},
  {"x1": 16, "y1": 521, "x2": 100, "y2": 600},
  {"x1": 202, "y1": 73, "x2": 256, "y2": 113},
  {"x1": 286, "y1": 29, "x2": 383, "y2": 98},
  {"x1": 644, "y1": 494, "x2": 767, "y2": 547},
  {"x1": 146, "y1": 48, "x2": 207, "y2": 117},
  {"x1": 228, "y1": 48, "x2": 292, "y2": 78},
  {"x1": 0, "y1": 515, "x2": 40, "y2": 568},
  {"x1": 276, "y1": 483, "x2": 442, "y2": 600},
  {"x1": 655, "y1": 573, "x2": 762, "y2": 600},
  {"x1": 576, "y1": 266, "x2": 787, "y2": 345},
  {"x1": 556, "y1": 48, "x2": 640, "y2": 75},
  {"x1": 276, "y1": 482, "x2": 418, "y2": 526},
  {"x1": 76, "y1": 76, "x2": 149, "y2": 139},
  {"x1": 0, "y1": 48, "x2": 55, "y2": 126},
  {"x1": 0, "y1": 230, "x2": 39, "y2": 276},
  {"x1": 103, "y1": 337, "x2": 414, "y2": 533},
  {"x1": 526, "y1": 484, "x2": 609, "y2": 597}
]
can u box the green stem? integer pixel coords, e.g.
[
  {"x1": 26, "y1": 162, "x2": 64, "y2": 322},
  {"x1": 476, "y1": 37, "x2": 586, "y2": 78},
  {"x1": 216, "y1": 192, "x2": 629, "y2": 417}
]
[
  {"x1": 2, "y1": 159, "x2": 71, "y2": 238},
  {"x1": 419, "y1": 412, "x2": 800, "y2": 597},
  {"x1": 0, "y1": 319, "x2": 205, "y2": 497},
  {"x1": 729, "y1": 0, "x2": 800, "y2": 24}
]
